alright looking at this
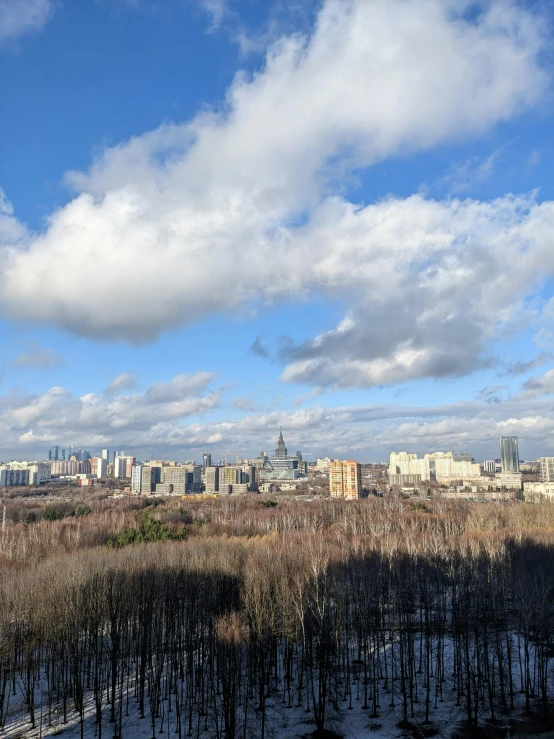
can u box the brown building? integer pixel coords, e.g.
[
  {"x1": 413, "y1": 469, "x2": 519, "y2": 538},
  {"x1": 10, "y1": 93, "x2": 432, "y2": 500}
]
[{"x1": 329, "y1": 459, "x2": 362, "y2": 500}]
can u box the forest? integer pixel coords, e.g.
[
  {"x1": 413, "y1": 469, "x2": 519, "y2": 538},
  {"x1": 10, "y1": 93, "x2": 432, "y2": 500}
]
[{"x1": 1, "y1": 495, "x2": 554, "y2": 739}]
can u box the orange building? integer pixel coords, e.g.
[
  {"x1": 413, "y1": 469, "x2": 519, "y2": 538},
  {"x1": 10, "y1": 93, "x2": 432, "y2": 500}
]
[{"x1": 329, "y1": 459, "x2": 361, "y2": 500}]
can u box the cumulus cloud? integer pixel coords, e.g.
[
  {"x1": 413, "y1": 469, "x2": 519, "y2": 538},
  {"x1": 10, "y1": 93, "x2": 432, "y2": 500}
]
[
  {"x1": 0, "y1": 189, "x2": 28, "y2": 244},
  {"x1": 0, "y1": 371, "x2": 220, "y2": 456},
  {"x1": 280, "y1": 195, "x2": 554, "y2": 387},
  {"x1": 0, "y1": 0, "x2": 550, "y2": 389},
  {"x1": 0, "y1": 0, "x2": 57, "y2": 45},
  {"x1": 3, "y1": 369, "x2": 554, "y2": 460},
  {"x1": 118, "y1": 393, "x2": 554, "y2": 461}
]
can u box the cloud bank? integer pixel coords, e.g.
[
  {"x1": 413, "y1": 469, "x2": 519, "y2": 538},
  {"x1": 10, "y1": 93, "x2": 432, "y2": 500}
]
[{"x1": 3, "y1": 368, "x2": 554, "y2": 461}]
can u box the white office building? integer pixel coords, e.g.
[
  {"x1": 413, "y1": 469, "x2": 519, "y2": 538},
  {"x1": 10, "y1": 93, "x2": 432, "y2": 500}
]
[
  {"x1": 389, "y1": 451, "x2": 480, "y2": 482},
  {"x1": 539, "y1": 457, "x2": 554, "y2": 482}
]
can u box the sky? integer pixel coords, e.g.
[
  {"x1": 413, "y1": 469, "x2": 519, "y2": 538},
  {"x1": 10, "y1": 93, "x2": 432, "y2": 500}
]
[{"x1": 1, "y1": 0, "x2": 554, "y2": 463}]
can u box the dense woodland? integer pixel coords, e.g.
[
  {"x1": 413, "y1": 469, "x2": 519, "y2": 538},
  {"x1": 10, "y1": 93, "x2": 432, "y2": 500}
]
[{"x1": 1, "y1": 495, "x2": 554, "y2": 738}]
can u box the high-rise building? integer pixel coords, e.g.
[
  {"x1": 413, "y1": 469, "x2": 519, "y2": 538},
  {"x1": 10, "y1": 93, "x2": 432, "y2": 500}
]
[
  {"x1": 91, "y1": 457, "x2": 108, "y2": 479},
  {"x1": 131, "y1": 465, "x2": 161, "y2": 494},
  {"x1": 329, "y1": 459, "x2": 362, "y2": 500},
  {"x1": 275, "y1": 429, "x2": 288, "y2": 459},
  {"x1": 453, "y1": 452, "x2": 473, "y2": 463},
  {"x1": 50, "y1": 460, "x2": 84, "y2": 476},
  {"x1": 205, "y1": 466, "x2": 219, "y2": 493},
  {"x1": 203, "y1": 452, "x2": 212, "y2": 470},
  {"x1": 539, "y1": 457, "x2": 554, "y2": 482},
  {"x1": 483, "y1": 460, "x2": 497, "y2": 474},
  {"x1": 101, "y1": 449, "x2": 110, "y2": 461},
  {"x1": 114, "y1": 457, "x2": 125, "y2": 478},
  {"x1": 161, "y1": 466, "x2": 186, "y2": 494},
  {"x1": 0, "y1": 467, "x2": 30, "y2": 487},
  {"x1": 219, "y1": 466, "x2": 245, "y2": 494},
  {"x1": 500, "y1": 437, "x2": 519, "y2": 473},
  {"x1": 389, "y1": 451, "x2": 480, "y2": 481}
]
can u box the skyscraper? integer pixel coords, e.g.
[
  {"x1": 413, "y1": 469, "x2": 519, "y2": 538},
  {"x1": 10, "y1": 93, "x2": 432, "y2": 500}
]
[
  {"x1": 101, "y1": 449, "x2": 110, "y2": 462},
  {"x1": 500, "y1": 436, "x2": 519, "y2": 473},
  {"x1": 275, "y1": 429, "x2": 288, "y2": 459}
]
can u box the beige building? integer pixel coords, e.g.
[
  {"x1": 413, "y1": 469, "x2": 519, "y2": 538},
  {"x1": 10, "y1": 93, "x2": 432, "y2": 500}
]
[
  {"x1": 205, "y1": 466, "x2": 219, "y2": 493},
  {"x1": 539, "y1": 457, "x2": 554, "y2": 482},
  {"x1": 159, "y1": 466, "x2": 187, "y2": 495},
  {"x1": 524, "y1": 481, "x2": 554, "y2": 502},
  {"x1": 329, "y1": 459, "x2": 361, "y2": 500},
  {"x1": 315, "y1": 457, "x2": 331, "y2": 472},
  {"x1": 218, "y1": 466, "x2": 245, "y2": 494},
  {"x1": 389, "y1": 451, "x2": 480, "y2": 482},
  {"x1": 494, "y1": 472, "x2": 522, "y2": 490}
]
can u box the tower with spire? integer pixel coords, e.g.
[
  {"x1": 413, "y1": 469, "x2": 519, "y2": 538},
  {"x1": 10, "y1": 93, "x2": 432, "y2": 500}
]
[{"x1": 274, "y1": 428, "x2": 288, "y2": 459}]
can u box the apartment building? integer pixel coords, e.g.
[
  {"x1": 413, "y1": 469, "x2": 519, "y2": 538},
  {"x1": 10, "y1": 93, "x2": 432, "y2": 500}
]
[{"x1": 329, "y1": 459, "x2": 362, "y2": 500}]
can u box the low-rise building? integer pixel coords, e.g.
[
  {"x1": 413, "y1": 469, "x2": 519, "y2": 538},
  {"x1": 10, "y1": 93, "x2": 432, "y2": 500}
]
[
  {"x1": 493, "y1": 472, "x2": 523, "y2": 490},
  {"x1": 389, "y1": 473, "x2": 422, "y2": 487},
  {"x1": 524, "y1": 481, "x2": 554, "y2": 502}
]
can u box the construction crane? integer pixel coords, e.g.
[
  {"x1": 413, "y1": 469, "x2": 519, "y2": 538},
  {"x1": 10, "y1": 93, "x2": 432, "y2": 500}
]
[{"x1": 221, "y1": 452, "x2": 246, "y2": 466}]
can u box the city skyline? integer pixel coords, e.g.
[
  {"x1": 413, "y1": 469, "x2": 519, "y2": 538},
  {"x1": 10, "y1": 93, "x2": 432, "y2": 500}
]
[
  {"x1": 2, "y1": 1, "x2": 554, "y2": 461},
  {"x1": 0, "y1": 431, "x2": 535, "y2": 468}
]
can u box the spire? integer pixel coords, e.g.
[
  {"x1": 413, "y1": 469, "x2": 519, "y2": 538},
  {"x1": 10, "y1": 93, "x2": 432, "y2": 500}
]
[{"x1": 275, "y1": 428, "x2": 287, "y2": 459}]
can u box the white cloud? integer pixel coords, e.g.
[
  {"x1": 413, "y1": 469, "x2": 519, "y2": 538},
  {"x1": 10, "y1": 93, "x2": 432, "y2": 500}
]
[
  {"x1": 0, "y1": 0, "x2": 550, "y2": 388},
  {"x1": 0, "y1": 189, "x2": 28, "y2": 244},
  {"x1": 0, "y1": 371, "x2": 220, "y2": 456},
  {"x1": 0, "y1": 0, "x2": 57, "y2": 45},
  {"x1": 280, "y1": 195, "x2": 554, "y2": 386},
  {"x1": 3, "y1": 370, "x2": 554, "y2": 460}
]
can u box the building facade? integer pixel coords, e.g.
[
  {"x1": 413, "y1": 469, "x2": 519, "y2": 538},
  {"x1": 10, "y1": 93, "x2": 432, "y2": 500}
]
[
  {"x1": 329, "y1": 459, "x2": 362, "y2": 500},
  {"x1": 539, "y1": 457, "x2": 554, "y2": 482},
  {"x1": 0, "y1": 467, "x2": 30, "y2": 487},
  {"x1": 389, "y1": 451, "x2": 480, "y2": 482},
  {"x1": 500, "y1": 436, "x2": 520, "y2": 473},
  {"x1": 205, "y1": 466, "x2": 219, "y2": 493}
]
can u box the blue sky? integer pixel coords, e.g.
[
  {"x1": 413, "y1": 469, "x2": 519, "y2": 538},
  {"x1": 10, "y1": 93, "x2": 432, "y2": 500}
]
[{"x1": 1, "y1": 0, "x2": 554, "y2": 463}]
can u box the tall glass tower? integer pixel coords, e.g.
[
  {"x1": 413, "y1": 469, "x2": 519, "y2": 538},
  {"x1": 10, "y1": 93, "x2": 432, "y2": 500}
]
[{"x1": 500, "y1": 436, "x2": 519, "y2": 473}]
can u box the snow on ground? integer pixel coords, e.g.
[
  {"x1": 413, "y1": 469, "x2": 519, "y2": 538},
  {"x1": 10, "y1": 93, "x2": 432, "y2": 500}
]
[{"x1": 1, "y1": 635, "x2": 544, "y2": 738}]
